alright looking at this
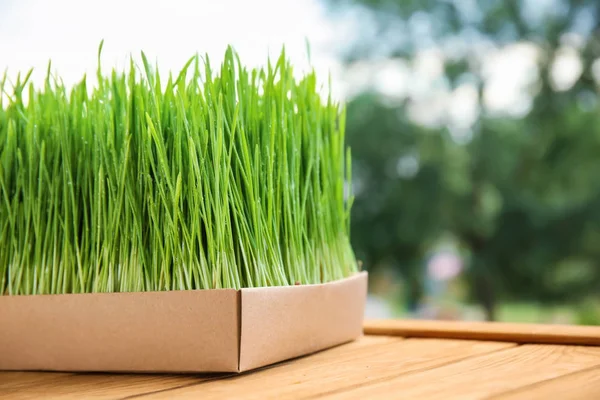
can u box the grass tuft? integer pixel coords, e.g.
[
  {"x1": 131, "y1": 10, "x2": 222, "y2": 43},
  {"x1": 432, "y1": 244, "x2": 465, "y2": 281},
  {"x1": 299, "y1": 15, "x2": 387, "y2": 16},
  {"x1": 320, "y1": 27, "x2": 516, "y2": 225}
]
[{"x1": 0, "y1": 46, "x2": 357, "y2": 294}]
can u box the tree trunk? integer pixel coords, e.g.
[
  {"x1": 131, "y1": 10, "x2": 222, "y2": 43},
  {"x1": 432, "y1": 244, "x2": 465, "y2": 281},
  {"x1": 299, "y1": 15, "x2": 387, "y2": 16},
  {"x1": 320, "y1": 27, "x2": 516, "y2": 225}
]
[
  {"x1": 474, "y1": 271, "x2": 497, "y2": 321},
  {"x1": 405, "y1": 271, "x2": 423, "y2": 313},
  {"x1": 397, "y1": 255, "x2": 424, "y2": 314},
  {"x1": 471, "y1": 255, "x2": 497, "y2": 321}
]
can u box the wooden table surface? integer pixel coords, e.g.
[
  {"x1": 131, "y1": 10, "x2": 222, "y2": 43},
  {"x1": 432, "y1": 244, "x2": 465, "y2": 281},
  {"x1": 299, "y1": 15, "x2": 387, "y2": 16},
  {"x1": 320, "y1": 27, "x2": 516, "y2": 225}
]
[{"x1": 2, "y1": 320, "x2": 600, "y2": 399}]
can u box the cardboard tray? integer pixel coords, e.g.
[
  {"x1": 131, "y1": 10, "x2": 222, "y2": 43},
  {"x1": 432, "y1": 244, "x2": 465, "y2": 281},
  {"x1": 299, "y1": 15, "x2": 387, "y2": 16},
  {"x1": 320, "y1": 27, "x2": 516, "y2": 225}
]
[{"x1": 0, "y1": 272, "x2": 367, "y2": 373}]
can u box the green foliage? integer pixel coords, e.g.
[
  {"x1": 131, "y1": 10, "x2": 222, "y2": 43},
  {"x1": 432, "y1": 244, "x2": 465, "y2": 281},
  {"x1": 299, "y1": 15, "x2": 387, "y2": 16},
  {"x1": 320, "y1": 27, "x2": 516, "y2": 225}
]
[
  {"x1": 576, "y1": 299, "x2": 600, "y2": 325},
  {"x1": 344, "y1": 94, "x2": 451, "y2": 304},
  {"x1": 0, "y1": 46, "x2": 356, "y2": 295},
  {"x1": 326, "y1": 0, "x2": 600, "y2": 318}
]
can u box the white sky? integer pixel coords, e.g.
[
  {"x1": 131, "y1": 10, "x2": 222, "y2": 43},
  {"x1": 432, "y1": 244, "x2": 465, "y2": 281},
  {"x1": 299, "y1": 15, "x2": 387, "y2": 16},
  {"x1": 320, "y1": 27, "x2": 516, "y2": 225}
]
[
  {"x1": 0, "y1": 0, "x2": 587, "y2": 136},
  {"x1": 0, "y1": 0, "x2": 346, "y2": 96}
]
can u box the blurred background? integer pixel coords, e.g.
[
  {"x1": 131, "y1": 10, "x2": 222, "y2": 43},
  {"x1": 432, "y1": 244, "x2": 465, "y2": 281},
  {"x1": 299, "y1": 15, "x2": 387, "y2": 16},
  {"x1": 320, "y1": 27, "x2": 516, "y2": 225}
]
[{"x1": 1, "y1": 0, "x2": 599, "y2": 324}]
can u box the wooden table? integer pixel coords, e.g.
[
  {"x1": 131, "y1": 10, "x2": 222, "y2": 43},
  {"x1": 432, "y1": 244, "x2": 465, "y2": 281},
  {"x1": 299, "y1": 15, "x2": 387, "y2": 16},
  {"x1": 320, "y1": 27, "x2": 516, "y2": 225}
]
[{"x1": 2, "y1": 320, "x2": 600, "y2": 399}]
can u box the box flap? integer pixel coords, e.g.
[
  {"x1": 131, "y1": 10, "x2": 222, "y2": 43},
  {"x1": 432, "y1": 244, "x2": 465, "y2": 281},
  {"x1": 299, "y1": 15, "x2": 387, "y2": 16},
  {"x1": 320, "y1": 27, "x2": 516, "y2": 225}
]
[
  {"x1": 0, "y1": 289, "x2": 240, "y2": 373},
  {"x1": 238, "y1": 272, "x2": 368, "y2": 372}
]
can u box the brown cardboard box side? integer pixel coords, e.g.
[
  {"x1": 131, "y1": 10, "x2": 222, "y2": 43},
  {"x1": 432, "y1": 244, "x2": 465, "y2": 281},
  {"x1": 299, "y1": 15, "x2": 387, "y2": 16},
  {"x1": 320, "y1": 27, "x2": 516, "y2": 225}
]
[
  {"x1": 0, "y1": 289, "x2": 240, "y2": 373},
  {"x1": 239, "y1": 271, "x2": 368, "y2": 371},
  {"x1": 0, "y1": 272, "x2": 367, "y2": 373}
]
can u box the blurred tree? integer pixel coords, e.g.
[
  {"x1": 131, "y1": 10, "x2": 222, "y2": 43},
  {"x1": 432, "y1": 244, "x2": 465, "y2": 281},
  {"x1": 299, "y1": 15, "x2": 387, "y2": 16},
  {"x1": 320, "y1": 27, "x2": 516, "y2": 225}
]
[
  {"x1": 328, "y1": 0, "x2": 600, "y2": 319},
  {"x1": 345, "y1": 93, "x2": 451, "y2": 311}
]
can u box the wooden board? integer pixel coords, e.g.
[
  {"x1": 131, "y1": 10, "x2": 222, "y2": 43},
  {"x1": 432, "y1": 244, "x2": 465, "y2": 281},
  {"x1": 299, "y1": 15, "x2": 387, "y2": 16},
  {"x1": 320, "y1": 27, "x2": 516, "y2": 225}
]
[
  {"x1": 0, "y1": 372, "x2": 225, "y2": 399},
  {"x1": 2, "y1": 320, "x2": 600, "y2": 399},
  {"x1": 113, "y1": 337, "x2": 513, "y2": 399},
  {"x1": 364, "y1": 319, "x2": 600, "y2": 345},
  {"x1": 326, "y1": 343, "x2": 600, "y2": 399},
  {"x1": 0, "y1": 336, "x2": 391, "y2": 400},
  {"x1": 492, "y1": 365, "x2": 600, "y2": 400}
]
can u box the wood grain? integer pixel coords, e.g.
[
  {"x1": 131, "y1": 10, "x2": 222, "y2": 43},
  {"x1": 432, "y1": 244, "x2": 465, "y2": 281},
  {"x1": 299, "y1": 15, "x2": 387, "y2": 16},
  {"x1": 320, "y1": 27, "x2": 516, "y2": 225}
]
[
  {"x1": 0, "y1": 372, "x2": 72, "y2": 391},
  {"x1": 324, "y1": 344, "x2": 600, "y2": 399},
  {"x1": 3, "y1": 320, "x2": 600, "y2": 399},
  {"x1": 136, "y1": 337, "x2": 513, "y2": 399},
  {"x1": 365, "y1": 319, "x2": 600, "y2": 346},
  {"x1": 0, "y1": 336, "x2": 393, "y2": 400},
  {"x1": 491, "y1": 365, "x2": 600, "y2": 400},
  {"x1": 0, "y1": 372, "x2": 225, "y2": 400}
]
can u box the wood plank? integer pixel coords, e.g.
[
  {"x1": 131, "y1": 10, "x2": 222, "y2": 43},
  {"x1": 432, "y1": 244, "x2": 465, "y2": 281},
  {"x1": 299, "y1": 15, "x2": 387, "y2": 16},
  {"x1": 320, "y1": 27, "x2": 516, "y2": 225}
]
[
  {"x1": 136, "y1": 337, "x2": 513, "y2": 399},
  {"x1": 0, "y1": 372, "x2": 73, "y2": 390},
  {"x1": 0, "y1": 336, "x2": 393, "y2": 400},
  {"x1": 365, "y1": 319, "x2": 600, "y2": 346},
  {"x1": 492, "y1": 365, "x2": 600, "y2": 400},
  {"x1": 325, "y1": 343, "x2": 600, "y2": 399},
  {"x1": 0, "y1": 373, "x2": 220, "y2": 400}
]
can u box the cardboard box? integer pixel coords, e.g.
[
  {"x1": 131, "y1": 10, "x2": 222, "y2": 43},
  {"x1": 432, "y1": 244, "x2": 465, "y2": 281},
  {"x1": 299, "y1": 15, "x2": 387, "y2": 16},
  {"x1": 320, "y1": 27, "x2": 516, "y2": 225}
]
[{"x1": 0, "y1": 272, "x2": 367, "y2": 373}]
